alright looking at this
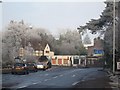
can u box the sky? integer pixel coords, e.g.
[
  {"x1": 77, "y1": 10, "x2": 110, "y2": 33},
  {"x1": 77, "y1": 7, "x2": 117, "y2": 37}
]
[{"x1": 1, "y1": 0, "x2": 106, "y2": 43}]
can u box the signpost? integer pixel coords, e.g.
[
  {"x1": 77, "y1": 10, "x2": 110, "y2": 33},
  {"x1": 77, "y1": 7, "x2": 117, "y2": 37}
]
[{"x1": 117, "y1": 62, "x2": 120, "y2": 70}]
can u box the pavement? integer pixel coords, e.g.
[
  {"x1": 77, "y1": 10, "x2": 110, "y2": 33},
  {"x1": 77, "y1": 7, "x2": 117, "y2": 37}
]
[
  {"x1": 72, "y1": 68, "x2": 120, "y2": 90},
  {"x1": 105, "y1": 69, "x2": 120, "y2": 90},
  {"x1": 73, "y1": 72, "x2": 112, "y2": 89}
]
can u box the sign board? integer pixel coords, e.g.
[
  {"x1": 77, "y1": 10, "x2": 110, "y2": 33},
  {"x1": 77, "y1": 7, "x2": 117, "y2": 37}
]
[
  {"x1": 117, "y1": 62, "x2": 120, "y2": 70},
  {"x1": 93, "y1": 49, "x2": 104, "y2": 56}
]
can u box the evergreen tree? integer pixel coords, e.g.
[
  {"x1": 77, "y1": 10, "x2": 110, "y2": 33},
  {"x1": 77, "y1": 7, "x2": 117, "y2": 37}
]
[{"x1": 83, "y1": 34, "x2": 91, "y2": 45}]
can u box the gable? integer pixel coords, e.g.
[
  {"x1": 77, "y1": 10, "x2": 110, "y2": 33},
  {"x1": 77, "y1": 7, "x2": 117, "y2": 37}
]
[{"x1": 44, "y1": 44, "x2": 50, "y2": 51}]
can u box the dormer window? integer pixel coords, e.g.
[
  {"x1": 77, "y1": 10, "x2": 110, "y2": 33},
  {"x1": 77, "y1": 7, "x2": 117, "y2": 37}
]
[{"x1": 46, "y1": 51, "x2": 49, "y2": 53}]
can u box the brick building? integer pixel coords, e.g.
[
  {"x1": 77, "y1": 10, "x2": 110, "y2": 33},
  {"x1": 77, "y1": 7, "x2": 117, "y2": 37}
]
[
  {"x1": 86, "y1": 37, "x2": 104, "y2": 67},
  {"x1": 87, "y1": 37, "x2": 104, "y2": 57}
]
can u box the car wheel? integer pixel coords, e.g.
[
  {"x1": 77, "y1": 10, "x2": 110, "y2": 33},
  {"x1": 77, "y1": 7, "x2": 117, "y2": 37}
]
[
  {"x1": 43, "y1": 68, "x2": 46, "y2": 71},
  {"x1": 35, "y1": 69, "x2": 37, "y2": 72},
  {"x1": 27, "y1": 71, "x2": 29, "y2": 74},
  {"x1": 11, "y1": 72, "x2": 14, "y2": 74},
  {"x1": 23, "y1": 71, "x2": 26, "y2": 75}
]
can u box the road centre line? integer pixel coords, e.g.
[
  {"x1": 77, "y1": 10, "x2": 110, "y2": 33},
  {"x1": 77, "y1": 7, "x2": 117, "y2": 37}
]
[
  {"x1": 53, "y1": 76, "x2": 58, "y2": 78},
  {"x1": 72, "y1": 75, "x2": 76, "y2": 77},
  {"x1": 33, "y1": 83, "x2": 37, "y2": 84},
  {"x1": 72, "y1": 81, "x2": 80, "y2": 86},
  {"x1": 44, "y1": 79, "x2": 51, "y2": 81},
  {"x1": 19, "y1": 85, "x2": 27, "y2": 88},
  {"x1": 60, "y1": 74, "x2": 63, "y2": 77}
]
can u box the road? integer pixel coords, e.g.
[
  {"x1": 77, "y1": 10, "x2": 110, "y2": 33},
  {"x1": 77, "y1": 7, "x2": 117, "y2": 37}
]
[{"x1": 2, "y1": 66, "x2": 109, "y2": 89}]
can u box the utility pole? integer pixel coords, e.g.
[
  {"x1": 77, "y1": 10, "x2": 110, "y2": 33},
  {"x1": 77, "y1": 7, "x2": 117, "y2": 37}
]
[{"x1": 113, "y1": 0, "x2": 116, "y2": 74}]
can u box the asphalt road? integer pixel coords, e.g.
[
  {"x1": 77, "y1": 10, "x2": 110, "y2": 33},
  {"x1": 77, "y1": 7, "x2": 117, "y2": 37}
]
[{"x1": 2, "y1": 66, "x2": 109, "y2": 89}]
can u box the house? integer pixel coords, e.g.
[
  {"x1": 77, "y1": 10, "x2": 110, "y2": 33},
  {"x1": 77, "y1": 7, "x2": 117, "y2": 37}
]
[
  {"x1": 33, "y1": 44, "x2": 54, "y2": 58},
  {"x1": 43, "y1": 44, "x2": 54, "y2": 57},
  {"x1": 19, "y1": 44, "x2": 54, "y2": 62}
]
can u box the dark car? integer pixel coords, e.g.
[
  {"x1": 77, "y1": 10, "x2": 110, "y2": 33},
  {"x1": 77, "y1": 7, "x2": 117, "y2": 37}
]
[
  {"x1": 11, "y1": 63, "x2": 29, "y2": 75},
  {"x1": 36, "y1": 56, "x2": 52, "y2": 70},
  {"x1": 27, "y1": 63, "x2": 37, "y2": 72}
]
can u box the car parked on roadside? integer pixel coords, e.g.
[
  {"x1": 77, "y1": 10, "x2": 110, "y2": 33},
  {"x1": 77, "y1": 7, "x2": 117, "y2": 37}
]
[
  {"x1": 11, "y1": 63, "x2": 29, "y2": 75},
  {"x1": 36, "y1": 56, "x2": 52, "y2": 70},
  {"x1": 27, "y1": 63, "x2": 37, "y2": 72}
]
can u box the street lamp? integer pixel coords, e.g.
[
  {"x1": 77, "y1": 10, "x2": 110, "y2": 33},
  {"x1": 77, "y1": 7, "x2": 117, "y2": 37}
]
[{"x1": 113, "y1": 0, "x2": 116, "y2": 74}]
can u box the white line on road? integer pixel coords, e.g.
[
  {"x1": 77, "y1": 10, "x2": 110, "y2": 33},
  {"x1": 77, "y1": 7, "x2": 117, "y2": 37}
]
[
  {"x1": 19, "y1": 85, "x2": 27, "y2": 88},
  {"x1": 33, "y1": 83, "x2": 37, "y2": 84},
  {"x1": 53, "y1": 76, "x2": 58, "y2": 78},
  {"x1": 44, "y1": 79, "x2": 50, "y2": 81},
  {"x1": 72, "y1": 75, "x2": 76, "y2": 77},
  {"x1": 72, "y1": 81, "x2": 80, "y2": 86},
  {"x1": 60, "y1": 74, "x2": 63, "y2": 77}
]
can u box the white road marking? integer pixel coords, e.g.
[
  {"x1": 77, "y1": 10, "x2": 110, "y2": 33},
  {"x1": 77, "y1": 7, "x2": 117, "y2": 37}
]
[
  {"x1": 60, "y1": 74, "x2": 63, "y2": 77},
  {"x1": 38, "y1": 81, "x2": 41, "y2": 83},
  {"x1": 44, "y1": 79, "x2": 49, "y2": 81},
  {"x1": 72, "y1": 81, "x2": 79, "y2": 86},
  {"x1": 20, "y1": 75, "x2": 26, "y2": 77},
  {"x1": 53, "y1": 76, "x2": 58, "y2": 78},
  {"x1": 19, "y1": 85, "x2": 27, "y2": 88},
  {"x1": 72, "y1": 75, "x2": 76, "y2": 77},
  {"x1": 33, "y1": 83, "x2": 37, "y2": 84}
]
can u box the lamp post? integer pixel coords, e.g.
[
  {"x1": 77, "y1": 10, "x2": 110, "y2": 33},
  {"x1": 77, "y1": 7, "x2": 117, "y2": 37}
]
[{"x1": 113, "y1": 0, "x2": 116, "y2": 74}]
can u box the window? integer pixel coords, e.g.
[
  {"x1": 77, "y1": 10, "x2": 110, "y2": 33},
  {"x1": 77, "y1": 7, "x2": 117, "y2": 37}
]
[
  {"x1": 55, "y1": 57, "x2": 57, "y2": 59},
  {"x1": 46, "y1": 51, "x2": 49, "y2": 53}
]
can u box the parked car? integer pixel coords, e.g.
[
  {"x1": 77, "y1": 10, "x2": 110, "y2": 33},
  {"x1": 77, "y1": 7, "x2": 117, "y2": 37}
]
[
  {"x1": 27, "y1": 63, "x2": 37, "y2": 72},
  {"x1": 36, "y1": 56, "x2": 52, "y2": 70},
  {"x1": 11, "y1": 63, "x2": 29, "y2": 74}
]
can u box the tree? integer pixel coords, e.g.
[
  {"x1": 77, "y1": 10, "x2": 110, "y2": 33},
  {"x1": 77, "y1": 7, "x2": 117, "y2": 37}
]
[
  {"x1": 83, "y1": 34, "x2": 91, "y2": 45},
  {"x1": 2, "y1": 20, "x2": 29, "y2": 64},
  {"x1": 54, "y1": 29, "x2": 87, "y2": 55},
  {"x1": 2, "y1": 20, "x2": 56, "y2": 64},
  {"x1": 77, "y1": 1, "x2": 120, "y2": 69}
]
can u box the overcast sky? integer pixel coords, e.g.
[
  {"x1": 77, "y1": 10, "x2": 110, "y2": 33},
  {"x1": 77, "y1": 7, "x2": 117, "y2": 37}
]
[{"x1": 2, "y1": 1, "x2": 106, "y2": 42}]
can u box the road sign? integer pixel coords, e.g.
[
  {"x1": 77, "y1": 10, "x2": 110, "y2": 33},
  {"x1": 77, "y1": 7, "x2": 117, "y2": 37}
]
[
  {"x1": 117, "y1": 62, "x2": 120, "y2": 70},
  {"x1": 93, "y1": 49, "x2": 104, "y2": 56}
]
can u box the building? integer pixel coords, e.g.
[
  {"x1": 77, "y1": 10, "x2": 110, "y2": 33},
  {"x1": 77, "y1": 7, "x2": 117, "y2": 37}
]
[
  {"x1": 32, "y1": 44, "x2": 54, "y2": 57},
  {"x1": 51, "y1": 55, "x2": 87, "y2": 67},
  {"x1": 19, "y1": 43, "x2": 87, "y2": 67},
  {"x1": 86, "y1": 37, "x2": 104, "y2": 67},
  {"x1": 18, "y1": 44, "x2": 54, "y2": 62},
  {"x1": 43, "y1": 44, "x2": 54, "y2": 57},
  {"x1": 87, "y1": 37, "x2": 104, "y2": 57}
]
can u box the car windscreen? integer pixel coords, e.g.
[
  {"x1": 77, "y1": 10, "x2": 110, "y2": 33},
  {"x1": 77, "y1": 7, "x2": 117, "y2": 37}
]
[
  {"x1": 27, "y1": 63, "x2": 34, "y2": 66},
  {"x1": 39, "y1": 56, "x2": 48, "y2": 62},
  {"x1": 14, "y1": 63, "x2": 25, "y2": 67}
]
